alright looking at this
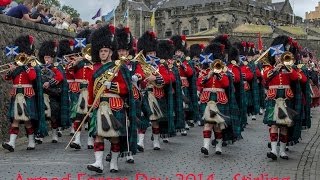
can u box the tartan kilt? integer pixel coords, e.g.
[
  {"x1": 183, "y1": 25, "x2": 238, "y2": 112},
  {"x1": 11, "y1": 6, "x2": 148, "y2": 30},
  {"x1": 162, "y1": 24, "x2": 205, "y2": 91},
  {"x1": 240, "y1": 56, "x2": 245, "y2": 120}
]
[
  {"x1": 139, "y1": 92, "x2": 153, "y2": 130},
  {"x1": 263, "y1": 89, "x2": 294, "y2": 126},
  {"x1": 246, "y1": 90, "x2": 254, "y2": 115},
  {"x1": 49, "y1": 96, "x2": 61, "y2": 123},
  {"x1": 200, "y1": 93, "x2": 234, "y2": 142},
  {"x1": 172, "y1": 90, "x2": 185, "y2": 132},
  {"x1": 182, "y1": 86, "x2": 191, "y2": 112},
  {"x1": 157, "y1": 95, "x2": 171, "y2": 137},
  {"x1": 89, "y1": 98, "x2": 132, "y2": 156},
  {"x1": 259, "y1": 84, "x2": 266, "y2": 109},
  {"x1": 69, "y1": 91, "x2": 78, "y2": 121},
  {"x1": 8, "y1": 92, "x2": 37, "y2": 122},
  {"x1": 137, "y1": 95, "x2": 150, "y2": 131}
]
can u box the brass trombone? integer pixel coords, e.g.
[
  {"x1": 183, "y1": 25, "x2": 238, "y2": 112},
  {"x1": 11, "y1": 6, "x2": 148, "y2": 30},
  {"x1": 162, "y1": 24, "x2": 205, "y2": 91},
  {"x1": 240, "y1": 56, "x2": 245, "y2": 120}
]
[
  {"x1": 63, "y1": 44, "x2": 93, "y2": 64},
  {"x1": 0, "y1": 53, "x2": 42, "y2": 73}
]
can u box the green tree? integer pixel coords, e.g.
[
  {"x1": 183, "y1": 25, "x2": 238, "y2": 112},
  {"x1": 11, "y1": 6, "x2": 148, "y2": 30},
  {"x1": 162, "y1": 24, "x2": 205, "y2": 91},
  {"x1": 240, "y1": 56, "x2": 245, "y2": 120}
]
[
  {"x1": 42, "y1": 0, "x2": 61, "y2": 8},
  {"x1": 15, "y1": 0, "x2": 24, "y2": 4},
  {"x1": 61, "y1": 5, "x2": 80, "y2": 18}
]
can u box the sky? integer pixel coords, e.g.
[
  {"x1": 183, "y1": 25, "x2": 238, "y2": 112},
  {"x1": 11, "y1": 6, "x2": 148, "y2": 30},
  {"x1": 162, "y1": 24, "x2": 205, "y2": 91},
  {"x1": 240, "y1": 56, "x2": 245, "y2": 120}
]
[{"x1": 60, "y1": 0, "x2": 319, "y2": 23}]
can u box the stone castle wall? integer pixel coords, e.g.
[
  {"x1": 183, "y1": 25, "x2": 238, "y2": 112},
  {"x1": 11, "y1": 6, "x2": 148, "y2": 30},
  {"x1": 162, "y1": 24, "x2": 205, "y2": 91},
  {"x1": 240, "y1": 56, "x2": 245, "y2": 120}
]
[{"x1": 0, "y1": 15, "x2": 75, "y2": 140}]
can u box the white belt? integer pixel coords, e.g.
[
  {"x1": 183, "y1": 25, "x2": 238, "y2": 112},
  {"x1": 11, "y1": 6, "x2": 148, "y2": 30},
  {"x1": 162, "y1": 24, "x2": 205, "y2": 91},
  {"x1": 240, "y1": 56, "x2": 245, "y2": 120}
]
[
  {"x1": 67, "y1": 80, "x2": 75, "y2": 83},
  {"x1": 13, "y1": 84, "x2": 32, "y2": 88},
  {"x1": 203, "y1": 88, "x2": 225, "y2": 92},
  {"x1": 269, "y1": 85, "x2": 290, "y2": 89},
  {"x1": 75, "y1": 79, "x2": 88, "y2": 83},
  {"x1": 101, "y1": 93, "x2": 120, "y2": 98},
  {"x1": 180, "y1": 77, "x2": 187, "y2": 80}
]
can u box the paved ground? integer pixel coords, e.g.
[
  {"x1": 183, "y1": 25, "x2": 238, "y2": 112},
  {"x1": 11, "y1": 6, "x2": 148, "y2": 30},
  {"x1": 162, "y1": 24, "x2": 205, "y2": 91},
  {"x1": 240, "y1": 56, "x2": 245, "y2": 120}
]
[{"x1": 0, "y1": 109, "x2": 320, "y2": 180}]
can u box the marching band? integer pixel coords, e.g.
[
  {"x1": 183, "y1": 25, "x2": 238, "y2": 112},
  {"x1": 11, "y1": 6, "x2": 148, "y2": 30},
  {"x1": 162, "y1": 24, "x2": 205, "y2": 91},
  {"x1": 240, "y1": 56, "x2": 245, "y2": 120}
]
[{"x1": 1, "y1": 24, "x2": 319, "y2": 174}]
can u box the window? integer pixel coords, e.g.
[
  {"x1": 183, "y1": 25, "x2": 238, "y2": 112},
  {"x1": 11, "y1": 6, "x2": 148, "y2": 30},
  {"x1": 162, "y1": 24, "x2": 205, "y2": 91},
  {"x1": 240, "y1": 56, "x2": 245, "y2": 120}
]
[
  {"x1": 182, "y1": 29, "x2": 189, "y2": 35},
  {"x1": 200, "y1": 28, "x2": 207, "y2": 31},
  {"x1": 165, "y1": 31, "x2": 172, "y2": 37}
]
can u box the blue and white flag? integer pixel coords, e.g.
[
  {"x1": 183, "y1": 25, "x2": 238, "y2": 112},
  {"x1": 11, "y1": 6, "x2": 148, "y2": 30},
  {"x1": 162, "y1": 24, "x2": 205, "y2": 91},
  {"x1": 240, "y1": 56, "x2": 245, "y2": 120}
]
[
  {"x1": 270, "y1": 44, "x2": 285, "y2": 57},
  {"x1": 239, "y1": 55, "x2": 246, "y2": 62},
  {"x1": 146, "y1": 55, "x2": 160, "y2": 67},
  {"x1": 200, "y1": 53, "x2": 214, "y2": 64},
  {"x1": 5, "y1": 46, "x2": 19, "y2": 56},
  {"x1": 102, "y1": 9, "x2": 115, "y2": 22},
  {"x1": 92, "y1": 8, "x2": 101, "y2": 20},
  {"x1": 74, "y1": 38, "x2": 86, "y2": 48}
]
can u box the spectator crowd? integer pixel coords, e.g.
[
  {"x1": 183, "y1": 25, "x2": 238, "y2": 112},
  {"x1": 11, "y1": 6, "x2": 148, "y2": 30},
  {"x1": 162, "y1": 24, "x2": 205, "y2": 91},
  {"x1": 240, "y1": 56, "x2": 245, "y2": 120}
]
[{"x1": 0, "y1": 0, "x2": 103, "y2": 33}]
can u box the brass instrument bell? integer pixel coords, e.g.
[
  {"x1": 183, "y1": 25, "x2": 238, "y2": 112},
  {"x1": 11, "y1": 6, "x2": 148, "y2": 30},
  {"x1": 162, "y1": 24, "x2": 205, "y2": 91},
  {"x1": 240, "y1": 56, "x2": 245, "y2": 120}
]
[
  {"x1": 281, "y1": 51, "x2": 295, "y2": 66},
  {"x1": 210, "y1": 59, "x2": 225, "y2": 74}
]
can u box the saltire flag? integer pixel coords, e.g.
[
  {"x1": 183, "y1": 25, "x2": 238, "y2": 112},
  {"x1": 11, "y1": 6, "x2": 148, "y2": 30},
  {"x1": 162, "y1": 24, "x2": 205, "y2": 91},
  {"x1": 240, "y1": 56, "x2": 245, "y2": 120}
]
[
  {"x1": 74, "y1": 38, "x2": 86, "y2": 48},
  {"x1": 270, "y1": 44, "x2": 285, "y2": 57},
  {"x1": 258, "y1": 32, "x2": 263, "y2": 52},
  {"x1": 102, "y1": 9, "x2": 115, "y2": 22},
  {"x1": 146, "y1": 55, "x2": 160, "y2": 67},
  {"x1": 92, "y1": 8, "x2": 101, "y2": 20},
  {"x1": 239, "y1": 55, "x2": 246, "y2": 63},
  {"x1": 5, "y1": 46, "x2": 19, "y2": 56},
  {"x1": 200, "y1": 53, "x2": 214, "y2": 64}
]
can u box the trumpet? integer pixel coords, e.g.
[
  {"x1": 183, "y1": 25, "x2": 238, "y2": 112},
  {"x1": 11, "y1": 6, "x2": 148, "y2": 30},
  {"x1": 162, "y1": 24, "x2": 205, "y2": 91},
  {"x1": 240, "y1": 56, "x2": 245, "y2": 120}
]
[{"x1": 0, "y1": 53, "x2": 42, "y2": 73}]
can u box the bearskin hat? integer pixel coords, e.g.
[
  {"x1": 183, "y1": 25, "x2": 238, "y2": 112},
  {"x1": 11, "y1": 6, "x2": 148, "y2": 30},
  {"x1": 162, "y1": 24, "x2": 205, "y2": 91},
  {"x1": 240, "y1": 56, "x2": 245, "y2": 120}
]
[
  {"x1": 247, "y1": 42, "x2": 256, "y2": 56},
  {"x1": 228, "y1": 46, "x2": 240, "y2": 64},
  {"x1": 232, "y1": 41, "x2": 246, "y2": 56},
  {"x1": 189, "y1": 44, "x2": 205, "y2": 59},
  {"x1": 157, "y1": 40, "x2": 174, "y2": 60},
  {"x1": 73, "y1": 29, "x2": 92, "y2": 53},
  {"x1": 211, "y1": 34, "x2": 231, "y2": 55},
  {"x1": 116, "y1": 26, "x2": 133, "y2": 50},
  {"x1": 203, "y1": 42, "x2": 225, "y2": 60},
  {"x1": 171, "y1": 35, "x2": 187, "y2": 54},
  {"x1": 57, "y1": 39, "x2": 74, "y2": 58},
  {"x1": 38, "y1": 40, "x2": 58, "y2": 64},
  {"x1": 14, "y1": 35, "x2": 35, "y2": 56},
  {"x1": 137, "y1": 31, "x2": 158, "y2": 55},
  {"x1": 91, "y1": 24, "x2": 118, "y2": 62}
]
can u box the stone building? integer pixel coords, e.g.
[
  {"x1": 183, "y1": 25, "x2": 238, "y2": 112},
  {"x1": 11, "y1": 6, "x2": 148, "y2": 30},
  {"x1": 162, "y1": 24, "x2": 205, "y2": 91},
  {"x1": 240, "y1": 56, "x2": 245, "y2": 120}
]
[
  {"x1": 306, "y1": 2, "x2": 320, "y2": 20},
  {"x1": 113, "y1": 0, "x2": 295, "y2": 38}
]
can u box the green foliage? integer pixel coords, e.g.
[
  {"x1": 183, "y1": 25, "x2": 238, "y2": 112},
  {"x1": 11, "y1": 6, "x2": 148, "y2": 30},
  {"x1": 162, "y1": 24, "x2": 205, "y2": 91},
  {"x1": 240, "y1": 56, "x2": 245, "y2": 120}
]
[
  {"x1": 61, "y1": 5, "x2": 80, "y2": 18},
  {"x1": 42, "y1": 0, "x2": 61, "y2": 8},
  {"x1": 15, "y1": 0, "x2": 24, "y2": 4}
]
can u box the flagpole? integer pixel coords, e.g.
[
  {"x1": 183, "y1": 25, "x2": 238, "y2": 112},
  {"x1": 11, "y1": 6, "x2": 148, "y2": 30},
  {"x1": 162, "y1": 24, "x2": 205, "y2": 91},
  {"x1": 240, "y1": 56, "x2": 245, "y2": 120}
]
[
  {"x1": 140, "y1": 8, "x2": 142, "y2": 37},
  {"x1": 152, "y1": 9, "x2": 155, "y2": 32},
  {"x1": 113, "y1": 9, "x2": 116, "y2": 26},
  {"x1": 127, "y1": 7, "x2": 129, "y2": 27}
]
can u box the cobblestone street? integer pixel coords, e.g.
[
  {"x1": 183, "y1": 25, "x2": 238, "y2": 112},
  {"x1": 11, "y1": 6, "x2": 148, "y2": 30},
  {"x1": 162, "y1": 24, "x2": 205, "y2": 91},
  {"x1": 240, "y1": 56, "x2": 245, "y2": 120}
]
[{"x1": 0, "y1": 110, "x2": 319, "y2": 180}]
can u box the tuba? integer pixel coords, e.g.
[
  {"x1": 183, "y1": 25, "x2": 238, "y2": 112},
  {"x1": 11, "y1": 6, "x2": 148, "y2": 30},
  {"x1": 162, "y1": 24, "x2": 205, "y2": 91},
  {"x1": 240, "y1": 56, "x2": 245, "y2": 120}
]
[{"x1": 210, "y1": 59, "x2": 226, "y2": 74}]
